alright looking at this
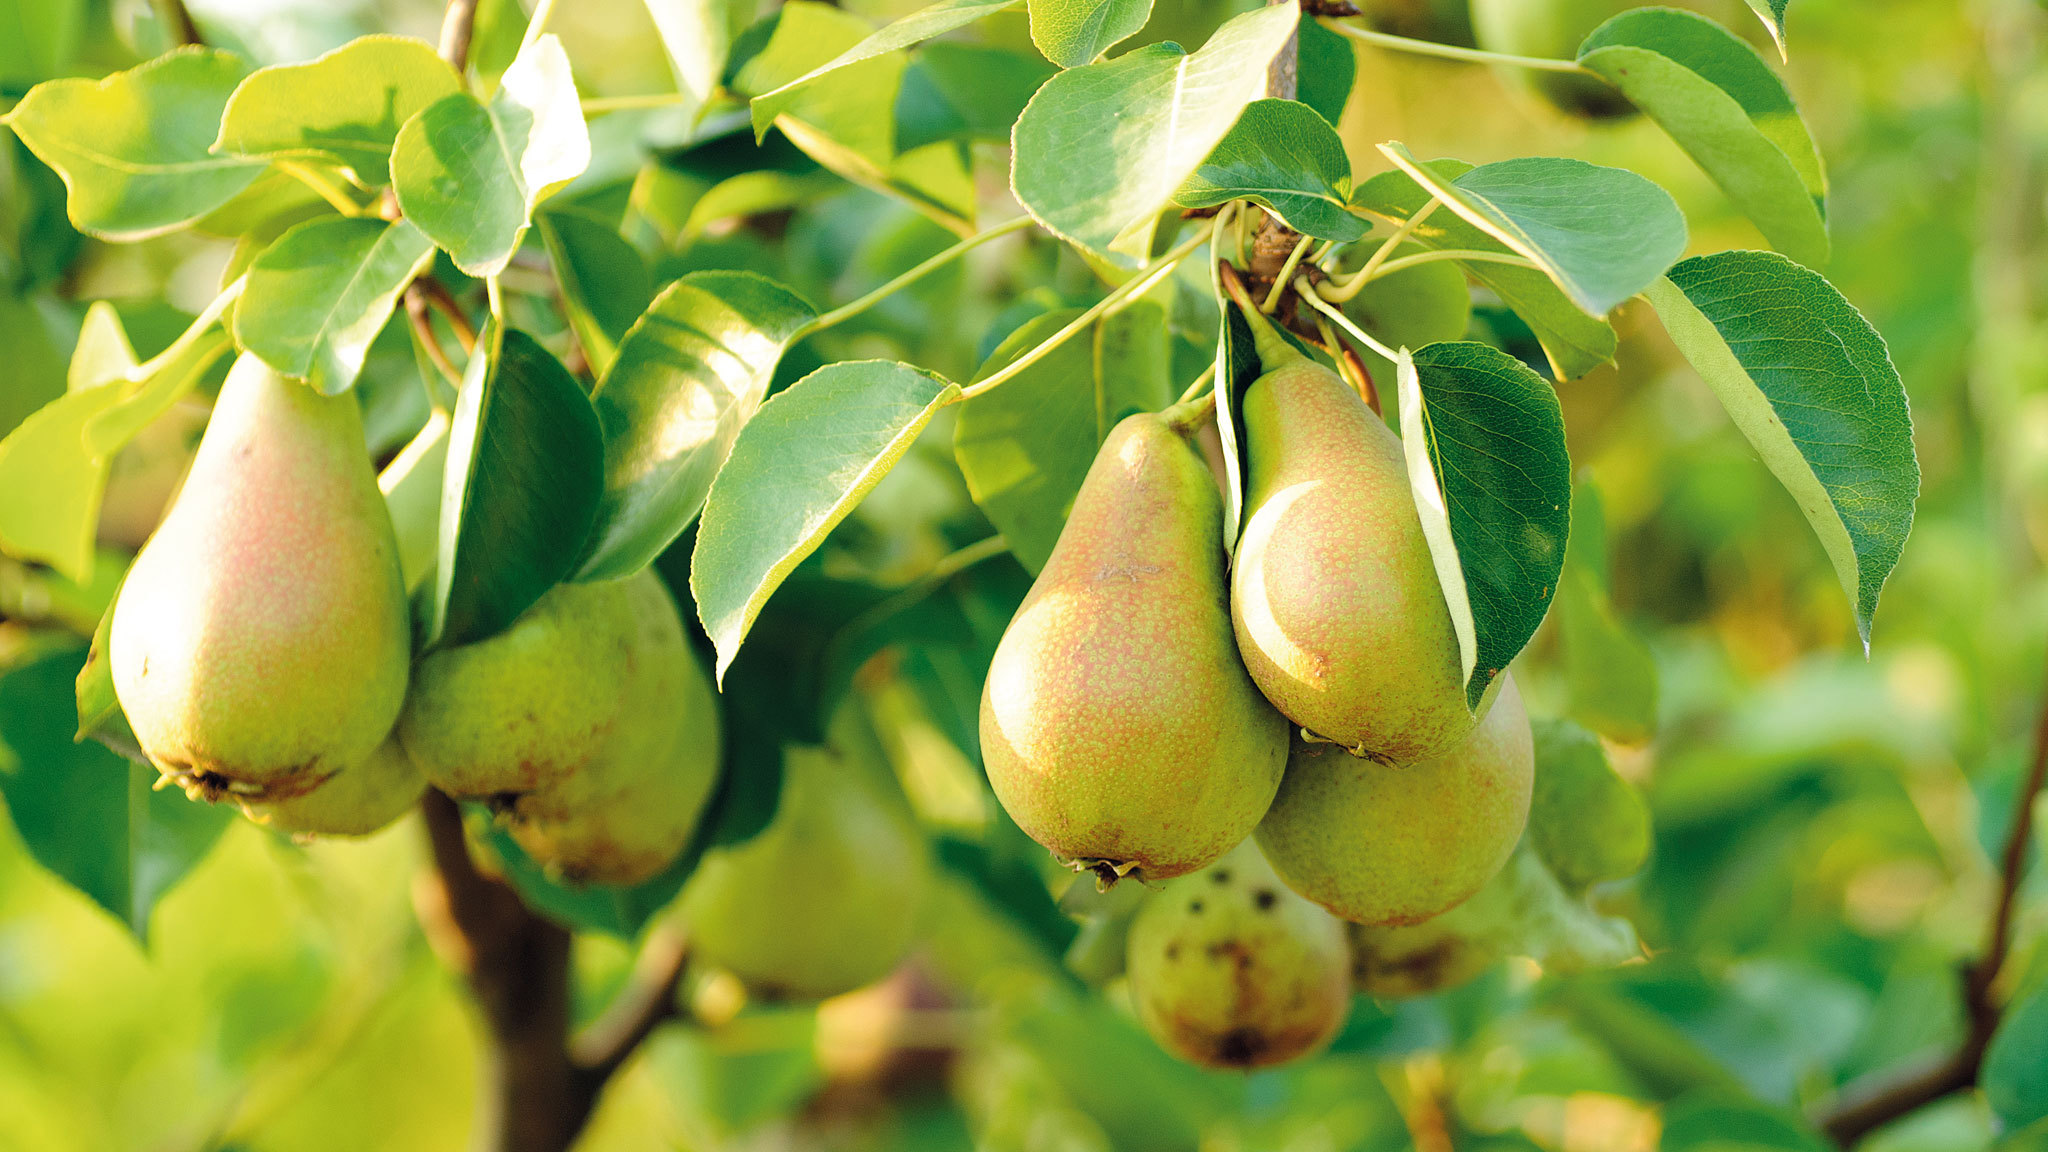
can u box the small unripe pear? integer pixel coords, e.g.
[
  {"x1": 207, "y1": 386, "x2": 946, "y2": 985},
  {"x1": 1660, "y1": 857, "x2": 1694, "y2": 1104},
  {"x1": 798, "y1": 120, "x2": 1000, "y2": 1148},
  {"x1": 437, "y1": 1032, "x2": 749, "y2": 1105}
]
[
  {"x1": 241, "y1": 737, "x2": 425, "y2": 838},
  {"x1": 1257, "y1": 674, "x2": 1534, "y2": 927},
  {"x1": 110, "y1": 353, "x2": 410, "y2": 801},
  {"x1": 1125, "y1": 840, "x2": 1351, "y2": 1069}
]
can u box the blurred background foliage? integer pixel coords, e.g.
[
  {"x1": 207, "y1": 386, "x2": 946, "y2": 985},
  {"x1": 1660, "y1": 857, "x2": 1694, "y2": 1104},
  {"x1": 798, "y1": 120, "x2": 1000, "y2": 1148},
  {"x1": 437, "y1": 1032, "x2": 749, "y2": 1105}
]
[{"x1": 0, "y1": 0, "x2": 2043, "y2": 1149}]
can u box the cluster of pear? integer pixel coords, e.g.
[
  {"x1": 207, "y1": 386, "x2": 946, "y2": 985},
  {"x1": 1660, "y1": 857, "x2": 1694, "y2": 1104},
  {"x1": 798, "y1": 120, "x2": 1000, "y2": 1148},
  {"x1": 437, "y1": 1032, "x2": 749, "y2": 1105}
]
[
  {"x1": 106, "y1": 354, "x2": 720, "y2": 885},
  {"x1": 980, "y1": 306, "x2": 1537, "y2": 1067}
]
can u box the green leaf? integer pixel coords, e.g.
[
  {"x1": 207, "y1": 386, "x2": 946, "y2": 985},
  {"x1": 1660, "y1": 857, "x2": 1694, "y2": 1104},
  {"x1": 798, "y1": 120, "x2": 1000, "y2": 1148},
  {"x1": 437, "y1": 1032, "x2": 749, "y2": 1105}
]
[
  {"x1": 0, "y1": 287, "x2": 65, "y2": 438},
  {"x1": 0, "y1": 0, "x2": 83, "y2": 88},
  {"x1": 1580, "y1": 8, "x2": 1826, "y2": 268},
  {"x1": 1295, "y1": 16, "x2": 1354, "y2": 129},
  {"x1": 1029, "y1": 0, "x2": 1154, "y2": 68},
  {"x1": 535, "y1": 208, "x2": 653, "y2": 378},
  {"x1": 1558, "y1": 479, "x2": 1657, "y2": 742},
  {"x1": 895, "y1": 43, "x2": 1055, "y2": 151},
  {"x1": 643, "y1": 0, "x2": 759, "y2": 104},
  {"x1": 430, "y1": 324, "x2": 606, "y2": 649},
  {"x1": 1395, "y1": 340, "x2": 1571, "y2": 706},
  {"x1": 214, "y1": 35, "x2": 462, "y2": 187},
  {"x1": 391, "y1": 34, "x2": 590, "y2": 278},
  {"x1": 1382, "y1": 143, "x2": 1688, "y2": 317},
  {"x1": 1354, "y1": 161, "x2": 1616, "y2": 382},
  {"x1": 1173, "y1": 99, "x2": 1364, "y2": 242},
  {"x1": 80, "y1": 326, "x2": 233, "y2": 460},
  {"x1": 1984, "y1": 982, "x2": 2048, "y2": 1131},
  {"x1": 1530, "y1": 717, "x2": 1651, "y2": 891},
  {"x1": 378, "y1": 410, "x2": 451, "y2": 595},
  {"x1": 1011, "y1": 2, "x2": 1299, "y2": 262},
  {"x1": 3, "y1": 47, "x2": 263, "y2": 240},
  {"x1": 691, "y1": 360, "x2": 961, "y2": 680},
  {"x1": 0, "y1": 648, "x2": 232, "y2": 939},
  {"x1": 1659, "y1": 1092, "x2": 1825, "y2": 1152},
  {"x1": 1646, "y1": 251, "x2": 1917, "y2": 650},
  {"x1": 579, "y1": 271, "x2": 818, "y2": 582},
  {"x1": 1743, "y1": 0, "x2": 1790, "y2": 60},
  {"x1": 749, "y1": 0, "x2": 1022, "y2": 136},
  {"x1": 75, "y1": 576, "x2": 140, "y2": 757},
  {"x1": 66, "y1": 302, "x2": 137, "y2": 393},
  {"x1": 233, "y1": 217, "x2": 435, "y2": 395}
]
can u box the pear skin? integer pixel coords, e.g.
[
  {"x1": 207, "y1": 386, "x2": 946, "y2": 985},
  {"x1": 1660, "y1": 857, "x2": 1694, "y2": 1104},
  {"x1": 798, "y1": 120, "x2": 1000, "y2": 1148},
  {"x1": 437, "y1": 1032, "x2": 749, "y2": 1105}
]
[
  {"x1": 241, "y1": 736, "x2": 425, "y2": 838},
  {"x1": 1125, "y1": 840, "x2": 1351, "y2": 1069},
  {"x1": 110, "y1": 353, "x2": 410, "y2": 801},
  {"x1": 1256, "y1": 674, "x2": 1534, "y2": 927},
  {"x1": 1231, "y1": 323, "x2": 1472, "y2": 764},
  {"x1": 980, "y1": 412, "x2": 1287, "y2": 884}
]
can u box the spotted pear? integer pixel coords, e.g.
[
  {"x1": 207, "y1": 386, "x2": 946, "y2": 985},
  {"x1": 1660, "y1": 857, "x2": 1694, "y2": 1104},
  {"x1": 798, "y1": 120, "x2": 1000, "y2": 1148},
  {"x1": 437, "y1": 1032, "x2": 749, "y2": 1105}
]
[
  {"x1": 1230, "y1": 309, "x2": 1472, "y2": 764},
  {"x1": 679, "y1": 707, "x2": 931, "y2": 999},
  {"x1": 1256, "y1": 674, "x2": 1534, "y2": 926},
  {"x1": 980, "y1": 411, "x2": 1287, "y2": 884},
  {"x1": 1125, "y1": 840, "x2": 1351, "y2": 1069},
  {"x1": 241, "y1": 736, "x2": 425, "y2": 838},
  {"x1": 109, "y1": 353, "x2": 410, "y2": 801}
]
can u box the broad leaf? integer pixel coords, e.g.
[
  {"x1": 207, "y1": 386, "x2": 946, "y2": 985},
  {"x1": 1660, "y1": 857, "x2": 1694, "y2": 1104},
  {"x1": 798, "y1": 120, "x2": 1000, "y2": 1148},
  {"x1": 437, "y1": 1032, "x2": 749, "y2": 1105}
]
[
  {"x1": 1382, "y1": 144, "x2": 1687, "y2": 317},
  {"x1": 1580, "y1": 8, "x2": 1826, "y2": 268},
  {"x1": 234, "y1": 216, "x2": 435, "y2": 395},
  {"x1": 430, "y1": 325, "x2": 606, "y2": 649},
  {"x1": 1174, "y1": 99, "x2": 1364, "y2": 242},
  {"x1": 1529, "y1": 718, "x2": 1651, "y2": 892},
  {"x1": 1354, "y1": 161, "x2": 1616, "y2": 381},
  {"x1": 749, "y1": 0, "x2": 1021, "y2": 135},
  {"x1": 1029, "y1": 0, "x2": 1153, "y2": 68},
  {"x1": 692, "y1": 360, "x2": 961, "y2": 679},
  {"x1": 391, "y1": 34, "x2": 590, "y2": 277},
  {"x1": 1340, "y1": 242, "x2": 1471, "y2": 386},
  {"x1": 214, "y1": 35, "x2": 462, "y2": 187},
  {"x1": 4, "y1": 47, "x2": 262, "y2": 239},
  {"x1": 0, "y1": 648, "x2": 232, "y2": 939},
  {"x1": 1396, "y1": 341, "x2": 1571, "y2": 706},
  {"x1": 643, "y1": 0, "x2": 759, "y2": 105},
  {"x1": 0, "y1": 287, "x2": 65, "y2": 436},
  {"x1": 1012, "y1": 2, "x2": 1299, "y2": 262},
  {"x1": 579, "y1": 271, "x2": 817, "y2": 582},
  {"x1": 1986, "y1": 983, "x2": 2048, "y2": 1132},
  {"x1": 1557, "y1": 479, "x2": 1657, "y2": 743},
  {"x1": 378, "y1": 408, "x2": 451, "y2": 595},
  {"x1": 1295, "y1": 15, "x2": 1354, "y2": 129},
  {"x1": 1646, "y1": 250, "x2": 1917, "y2": 649},
  {"x1": 895, "y1": 43, "x2": 1056, "y2": 151},
  {"x1": 1744, "y1": 1, "x2": 1790, "y2": 60},
  {"x1": 536, "y1": 209, "x2": 654, "y2": 378}
]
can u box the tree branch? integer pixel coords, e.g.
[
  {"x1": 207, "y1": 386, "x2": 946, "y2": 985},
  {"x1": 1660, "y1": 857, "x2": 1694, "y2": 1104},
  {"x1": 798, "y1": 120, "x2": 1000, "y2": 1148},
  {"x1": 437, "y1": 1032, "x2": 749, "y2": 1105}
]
[{"x1": 439, "y1": 0, "x2": 482, "y2": 72}]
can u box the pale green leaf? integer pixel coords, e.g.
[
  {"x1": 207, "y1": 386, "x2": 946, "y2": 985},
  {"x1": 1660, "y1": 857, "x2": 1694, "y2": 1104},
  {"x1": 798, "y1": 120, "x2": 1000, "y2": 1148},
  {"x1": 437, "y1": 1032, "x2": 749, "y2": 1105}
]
[
  {"x1": 1029, "y1": 0, "x2": 1153, "y2": 68},
  {"x1": 214, "y1": 35, "x2": 462, "y2": 186},
  {"x1": 233, "y1": 216, "x2": 435, "y2": 394},
  {"x1": 750, "y1": 0, "x2": 1022, "y2": 136}
]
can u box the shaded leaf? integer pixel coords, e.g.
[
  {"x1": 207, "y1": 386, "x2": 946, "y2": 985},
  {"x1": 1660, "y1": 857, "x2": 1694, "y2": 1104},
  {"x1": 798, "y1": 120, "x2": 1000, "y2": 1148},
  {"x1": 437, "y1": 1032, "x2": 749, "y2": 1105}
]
[
  {"x1": 214, "y1": 35, "x2": 462, "y2": 186},
  {"x1": 1295, "y1": 16, "x2": 1354, "y2": 129},
  {"x1": 536, "y1": 208, "x2": 654, "y2": 377},
  {"x1": 1174, "y1": 99, "x2": 1364, "y2": 242}
]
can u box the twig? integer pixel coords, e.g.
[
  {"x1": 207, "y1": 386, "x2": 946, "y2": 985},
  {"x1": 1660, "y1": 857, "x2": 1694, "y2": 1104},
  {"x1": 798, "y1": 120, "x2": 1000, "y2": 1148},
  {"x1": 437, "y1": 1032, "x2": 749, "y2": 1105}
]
[
  {"x1": 153, "y1": 0, "x2": 204, "y2": 46},
  {"x1": 415, "y1": 276, "x2": 479, "y2": 353},
  {"x1": 439, "y1": 0, "x2": 481, "y2": 72},
  {"x1": 406, "y1": 287, "x2": 465, "y2": 394},
  {"x1": 569, "y1": 927, "x2": 690, "y2": 1086}
]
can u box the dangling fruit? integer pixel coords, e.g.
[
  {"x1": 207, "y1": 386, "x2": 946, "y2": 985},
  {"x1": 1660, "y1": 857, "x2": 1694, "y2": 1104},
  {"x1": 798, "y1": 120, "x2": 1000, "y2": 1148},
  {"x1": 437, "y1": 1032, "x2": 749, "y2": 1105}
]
[
  {"x1": 1229, "y1": 309, "x2": 1471, "y2": 764},
  {"x1": 680, "y1": 706, "x2": 930, "y2": 999},
  {"x1": 241, "y1": 737, "x2": 425, "y2": 838},
  {"x1": 981, "y1": 410, "x2": 1287, "y2": 884},
  {"x1": 1125, "y1": 840, "x2": 1351, "y2": 1069},
  {"x1": 110, "y1": 353, "x2": 410, "y2": 802},
  {"x1": 1469, "y1": 0, "x2": 1637, "y2": 120},
  {"x1": 1256, "y1": 674, "x2": 1534, "y2": 927}
]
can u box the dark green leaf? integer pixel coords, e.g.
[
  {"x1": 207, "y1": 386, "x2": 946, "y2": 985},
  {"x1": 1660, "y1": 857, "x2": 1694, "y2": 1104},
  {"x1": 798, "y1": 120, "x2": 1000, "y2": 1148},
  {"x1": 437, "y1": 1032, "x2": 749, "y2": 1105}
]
[
  {"x1": 536, "y1": 208, "x2": 654, "y2": 378},
  {"x1": 1295, "y1": 16, "x2": 1354, "y2": 128},
  {"x1": 749, "y1": 0, "x2": 1021, "y2": 135},
  {"x1": 1174, "y1": 99, "x2": 1364, "y2": 242},
  {"x1": 1986, "y1": 982, "x2": 2048, "y2": 1131}
]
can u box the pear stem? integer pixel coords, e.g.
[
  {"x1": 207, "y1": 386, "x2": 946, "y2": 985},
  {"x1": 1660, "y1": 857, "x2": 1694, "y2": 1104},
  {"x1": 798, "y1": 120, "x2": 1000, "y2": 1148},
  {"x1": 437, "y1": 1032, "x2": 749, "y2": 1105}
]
[
  {"x1": 1295, "y1": 275, "x2": 1399, "y2": 363},
  {"x1": 1163, "y1": 389, "x2": 1218, "y2": 433},
  {"x1": 1322, "y1": 18, "x2": 1592, "y2": 73},
  {"x1": 1176, "y1": 363, "x2": 1218, "y2": 404}
]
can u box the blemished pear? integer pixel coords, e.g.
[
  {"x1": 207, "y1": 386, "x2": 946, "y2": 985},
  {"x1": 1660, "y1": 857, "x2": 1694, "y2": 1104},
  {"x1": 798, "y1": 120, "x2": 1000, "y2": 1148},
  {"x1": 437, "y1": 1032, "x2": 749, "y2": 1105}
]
[
  {"x1": 503, "y1": 573, "x2": 723, "y2": 886},
  {"x1": 241, "y1": 737, "x2": 425, "y2": 838},
  {"x1": 110, "y1": 353, "x2": 410, "y2": 802},
  {"x1": 1125, "y1": 840, "x2": 1351, "y2": 1069},
  {"x1": 1256, "y1": 674, "x2": 1534, "y2": 927},
  {"x1": 679, "y1": 709, "x2": 930, "y2": 999},
  {"x1": 980, "y1": 412, "x2": 1288, "y2": 884},
  {"x1": 1230, "y1": 312, "x2": 1472, "y2": 764}
]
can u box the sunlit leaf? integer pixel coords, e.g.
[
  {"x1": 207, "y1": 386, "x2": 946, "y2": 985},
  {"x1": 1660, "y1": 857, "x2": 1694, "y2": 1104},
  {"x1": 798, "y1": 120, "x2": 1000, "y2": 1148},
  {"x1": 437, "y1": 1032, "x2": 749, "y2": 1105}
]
[
  {"x1": 233, "y1": 216, "x2": 434, "y2": 395},
  {"x1": 1029, "y1": 0, "x2": 1153, "y2": 68},
  {"x1": 214, "y1": 35, "x2": 461, "y2": 186}
]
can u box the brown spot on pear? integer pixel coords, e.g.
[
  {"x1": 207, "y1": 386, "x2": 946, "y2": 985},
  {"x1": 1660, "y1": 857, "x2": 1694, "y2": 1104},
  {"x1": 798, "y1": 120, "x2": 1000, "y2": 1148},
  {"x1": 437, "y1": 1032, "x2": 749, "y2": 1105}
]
[
  {"x1": 240, "y1": 736, "x2": 425, "y2": 838},
  {"x1": 1256, "y1": 673, "x2": 1534, "y2": 927},
  {"x1": 1125, "y1": 840, "x2": 1351, "y2": 1069},
  {"x1": 109, "y1": 353, "x2": 410, "y2": 801},
  {"x1": 980, "y1": 412, "x2": 1287, "y2": 883}
]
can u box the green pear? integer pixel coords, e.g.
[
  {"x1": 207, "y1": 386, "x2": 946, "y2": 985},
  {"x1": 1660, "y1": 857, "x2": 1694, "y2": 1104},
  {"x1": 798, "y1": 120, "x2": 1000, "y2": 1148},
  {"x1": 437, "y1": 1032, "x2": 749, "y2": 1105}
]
[
  {"x1": 241, "y1": 736, "x2": 425, "y2": 838},
  {"x1": 679, "y1": 709, "x2": 931, "y2": 999},
  {"x1": 1230, "y1": 315, "x2": 1472, "y2": 765},
  {"x1": 1256, "y1": 673, "x2": 1534, "y2": 927},
  {"x1": 1469, "y1": 0, "x2": 1636, "y2": 120},
  {"x1": 110, "y1": 353, "x2": 410, "y2": 802},
  {"x1": 1125, "y1": 840, "x2": 1351, "y2": 1069},
  {"x1": 981, "y1": 411, "x2": 1287, "y2": 884},
  {"x1": 501, "y1": 573, "x2": 723, "y2": 886}
]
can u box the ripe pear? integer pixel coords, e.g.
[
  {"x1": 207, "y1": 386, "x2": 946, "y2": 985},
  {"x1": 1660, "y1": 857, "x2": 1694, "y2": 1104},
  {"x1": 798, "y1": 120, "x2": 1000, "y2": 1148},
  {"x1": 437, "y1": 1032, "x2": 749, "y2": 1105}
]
[
  {"x1": 1256, "y1": 673, "x2": 1534, "y2": 927},
  {"x1": 1230, "y1": 316, "x2": 1471, "y2": 764},
  {"x1": 110, "y1": 353, "x2": 410, "y2": 802},
  {"x1": 241, "y1": 736, "x2": 425, "y2": 838},
  {"x1": 1469, "y1": 0, "x2": 1636, "y2": 120},
  {"x1": 1125, "y1": 840, "x2": 1351, "y2": 1069},
  {"x1": 981, "y1": 411, "x2": 1287, "y2": 884},
  {"x1": 502, "y1": 574, "x2": 723, "y2": 886},
  {"x1": 679, "y1": 709, "x2": 931, "y2": 999}
]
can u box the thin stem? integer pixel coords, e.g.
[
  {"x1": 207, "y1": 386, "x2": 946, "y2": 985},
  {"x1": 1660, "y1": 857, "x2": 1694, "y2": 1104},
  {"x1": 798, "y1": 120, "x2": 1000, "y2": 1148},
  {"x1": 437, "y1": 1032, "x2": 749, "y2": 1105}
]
[
  {"x1": 1163, "y1": 388, "x2": 1217, "y2": 433},
  {"x1": 1296, "y1": 274, "x2": 1398, "y2": 362},
  {"x1": 1324, "y1": 18, "x2": 1590, "y2": 72},
  {"x1": 438, "y1": 0, "x2": 481, "y2": 71},
  {"x1": 152, "y1": 0, "x2": 204, "y2": 46},
  {"x1": 1321, "y1": 198, "x2": 1441, "y2": 302},
  {"x1": 802, "y1": 215, "x2": 1035, "y2": 337},
  {"x1": 406, "y1": 287, "x2": 465, "y2": 398},
  {"x1": 520, "y1": 0, "x2": 562, "y2": 54},
  {"x1": 126, "y1": 277, "x2": 245, "y2": 384},
  {"x1": 960, "y1": 225, "x2": 1211, "y2": 402},
  {"x1": 1208, "y1": 201, "x2": 1243, "y2": 304},
  {"x1": 486, "y1": 276, "x2": 507, "y2": 326},
  {"x1": 1370, "y1": 248, "x2": 1537, "y2": 278},
  {"x1": 417, "y1": 277, "x2": 479, "y2": 353},
  {"x1": 1261, "y1": 234, "x2": 1316, "y2": 313},
  {"x1": 569, "y1": 927, "x2": 690, "y2": 1083},
  {"x1": 277, "y1": 161, "x2": 364, "y2": 217},
  {"x1": 1177, "y1": 363, "x2": 1218, "y2": 404},
  {"x1": 581, "y1": 93, "x2": 691, "y2": 114}
]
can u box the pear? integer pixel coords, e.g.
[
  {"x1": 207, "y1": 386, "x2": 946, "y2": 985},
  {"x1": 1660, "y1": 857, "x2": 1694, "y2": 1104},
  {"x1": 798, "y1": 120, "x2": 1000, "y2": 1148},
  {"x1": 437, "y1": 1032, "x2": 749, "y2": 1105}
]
[
  {"x1": 1469, "y1": 0, "x2": 1636, "y2": 120},
  {"x1": 241, "y1": 736, "x2": 425, "y2": 838},
  {"x1": 679, "y1": 708, "x2": 931, "y2": 1000},
  {"x1": 1256, "y1": 674, "x2": 1534, "y2": 927},
  {"x1": 1230, "y1": 314, "x2": 1472, "y2": 764},
  {"x1": 501, "y1": 573, "x2": 723, "y2": 886},
  {"x1": 110, "y1": 353, "x2": 410, "y2": 802},
  {"x1": 1125, "y1": 840, "x2": 1351, "y2": 1069},
  {"x1": 980, "y1": 411, "x2": 1287, "y2": 884}
]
